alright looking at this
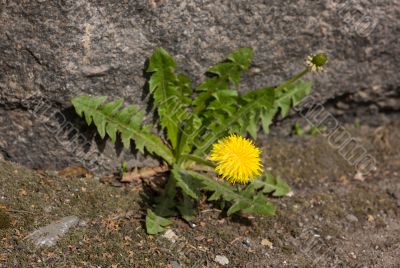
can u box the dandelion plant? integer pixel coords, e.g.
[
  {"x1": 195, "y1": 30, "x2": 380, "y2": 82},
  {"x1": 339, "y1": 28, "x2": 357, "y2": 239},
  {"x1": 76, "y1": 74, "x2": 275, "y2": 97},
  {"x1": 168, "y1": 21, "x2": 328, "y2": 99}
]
[{"x1": 71, "y1": 48, "x2": 327, "y2": 234}]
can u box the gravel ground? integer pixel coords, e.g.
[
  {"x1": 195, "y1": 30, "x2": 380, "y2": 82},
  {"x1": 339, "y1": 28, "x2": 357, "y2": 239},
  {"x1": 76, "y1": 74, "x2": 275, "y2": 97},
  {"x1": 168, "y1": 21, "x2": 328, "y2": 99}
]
[{"x1": 0, "y1": 119, "x2": 399, "y2": 267}]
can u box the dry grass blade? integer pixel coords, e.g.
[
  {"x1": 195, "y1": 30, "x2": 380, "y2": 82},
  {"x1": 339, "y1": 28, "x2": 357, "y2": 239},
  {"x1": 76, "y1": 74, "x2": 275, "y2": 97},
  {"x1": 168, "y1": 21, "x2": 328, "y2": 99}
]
[{"x1": 121, "y1": 165, "x2": 169, "y2": 183}]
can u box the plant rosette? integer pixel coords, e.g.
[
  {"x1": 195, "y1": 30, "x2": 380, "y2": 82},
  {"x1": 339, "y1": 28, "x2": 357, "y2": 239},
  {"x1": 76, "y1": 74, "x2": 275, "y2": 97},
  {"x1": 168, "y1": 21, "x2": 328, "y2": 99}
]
[{"x1": 72, "y1": 48, "x2": 327, "y2": 234}]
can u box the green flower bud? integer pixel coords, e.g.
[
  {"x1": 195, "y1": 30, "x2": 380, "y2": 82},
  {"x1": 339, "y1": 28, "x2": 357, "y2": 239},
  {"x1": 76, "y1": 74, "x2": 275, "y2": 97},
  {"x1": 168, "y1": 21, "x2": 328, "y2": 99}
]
[{"x1": 306, "y1": 53, "x2": 328, "y2": 72}]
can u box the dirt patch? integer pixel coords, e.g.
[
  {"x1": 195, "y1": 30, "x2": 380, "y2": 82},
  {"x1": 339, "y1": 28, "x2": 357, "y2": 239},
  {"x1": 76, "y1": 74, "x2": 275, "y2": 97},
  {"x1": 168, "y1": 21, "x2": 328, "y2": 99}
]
[{"x1": 1, "y1": 121, "x2": 399, "y2": 267}]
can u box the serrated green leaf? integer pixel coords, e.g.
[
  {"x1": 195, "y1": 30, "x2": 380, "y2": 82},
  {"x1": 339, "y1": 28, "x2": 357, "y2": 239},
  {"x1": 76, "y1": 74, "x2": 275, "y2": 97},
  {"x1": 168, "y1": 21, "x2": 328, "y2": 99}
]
[
  {"x1": 265, "y1": 174, "x2": 290, "y2": 197},
  {"x1": 260, "y1": 107, "x2": 277, "y2": 134},
  {"x1": 182, "y1": 170, "x2": 276, "y2": 217},
  {"x1": 72, "y1": 96, "x2": 107, "y2": 126},
  {"x1": 193, "y1": 78, "x2": 229, "y2": 115},
  {"x1": 208, "y1": 63, "x2": 242, "y2": 86},
  {"x1": 227, "y1": 48, "x2": 253, "y2": 70},
  {"x1": 207, "y1": 90, "x2": 238, "y2": 111},
  {"x1": 246, "y1": 111, "x2": 258, "y2": 139},
  {"x1": 276, "y1": 80, "x2": 312, "y2": 117},
  {"x1": 226, "y1": 200, "x2": 249, "y2": 216},
  {"x1": 154, "y1": 197, "x2": 177, "y2": 218},
  {"x1": 250, "y1": 174, "x2": 291, "y2": 197},
  {"x1": 206, "y1": 48, "x2": 253, "y2": 86},
  {"x1": 71, "y1": 95, "x2": 174, "y2": 164},
  {"x1": 145, "y1": 209, "x2": 173, "y2": 235},
  {"x1": 147, "y1": 48, "x2": 176, "y2": 73},
  {"x1": 194, "y1": 79, "x2": 312, "y2": 154},
  {"x1": 175, "y1": 115, "x2": 202, "y2": 158},
  {"x1": 100, "y1": 99, "x2": 124, "y2": 140},
  {"x1": 242, "y1": 193, "x2": 276, "y2": 215},
  {"x1": 172, "y1": 166, "x2": 203, "y2": 200},
  {"x1": 193, "y1": 48, "x2": 253, "y2": 131},
  {"x1": 177, "y1": 194, "x2": 197, "y2": 222},
  {"x1": 147, "y1": 48, "x2": 191, "y2": 149},
  {"x1": 154, "y1": 173, "x2": 178, "y2": 217},
  {"x1": 194, "y1": 87, "x2": 275, "y2": 154}
]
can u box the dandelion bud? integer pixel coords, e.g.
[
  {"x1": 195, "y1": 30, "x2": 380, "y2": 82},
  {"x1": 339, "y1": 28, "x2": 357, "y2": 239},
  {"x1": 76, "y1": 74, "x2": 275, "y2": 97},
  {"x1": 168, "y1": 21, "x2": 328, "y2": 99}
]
[{"x1": 306, "y1": 53, "x2": 328, "y2": 72}]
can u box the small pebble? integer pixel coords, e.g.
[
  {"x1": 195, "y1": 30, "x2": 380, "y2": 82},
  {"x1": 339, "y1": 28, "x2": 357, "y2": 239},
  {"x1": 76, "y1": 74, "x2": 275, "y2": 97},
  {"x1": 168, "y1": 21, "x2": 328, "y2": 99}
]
[
  {"x1": 286, "y1": 191, "x2": 294, "y2": 197},
  {"x1": 78, "y1": 219, "x2": 89, "y2": 227},
  {"x1": 44, "y1": 206, "x2": 54, "y2": 213},
  {"x1": 194, "y1": 235, "x2": 205, "y2": 241},
  {"x1": 215, "y1": 255, "x2": 229, "y2": 266},
  {"x1": 170, "y1": 260, "x2": 182, "y2": 268},
  {"x1": 188, "y1": 222, "x2": 196, "y2": 228},
  {"x1": 243, "y1": 237, "x2": 252, "y2": 247},
  {"x1": 367, "y1": 215, "x2": 375, "y2": 222},
  {"x1": 346, "y1": 214, "x2": 359, "y2": 223},
  {"x1": 261, "y1": 239, "x2": 273, "y2": 249},
  {"x1": 163, "y1": 229, "x2": 178, "y2": 243}
]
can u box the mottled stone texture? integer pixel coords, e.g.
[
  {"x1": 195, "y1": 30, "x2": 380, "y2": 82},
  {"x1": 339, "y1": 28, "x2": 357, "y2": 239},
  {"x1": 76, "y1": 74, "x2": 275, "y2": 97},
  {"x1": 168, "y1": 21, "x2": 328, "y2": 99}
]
[{"x1": 0, "y1": 1, "x2": 399, "y2": 173}]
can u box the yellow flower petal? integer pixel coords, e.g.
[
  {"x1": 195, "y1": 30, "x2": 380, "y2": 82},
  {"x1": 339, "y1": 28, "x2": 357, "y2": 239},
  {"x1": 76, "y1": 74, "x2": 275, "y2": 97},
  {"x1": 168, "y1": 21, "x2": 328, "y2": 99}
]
[{"x1": 209, "y1": 134, "x2": 263, "y2": 184}]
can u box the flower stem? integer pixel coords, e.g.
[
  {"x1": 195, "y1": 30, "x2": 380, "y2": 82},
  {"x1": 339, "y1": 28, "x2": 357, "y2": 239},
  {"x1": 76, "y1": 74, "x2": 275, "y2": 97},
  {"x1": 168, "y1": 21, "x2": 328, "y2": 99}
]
[
  {"x1": 181, "y1": 154, "x2": 217, "y2": 168},
  {"x1": 274, "y1": 68, "x2": 309, "y2": 93}
]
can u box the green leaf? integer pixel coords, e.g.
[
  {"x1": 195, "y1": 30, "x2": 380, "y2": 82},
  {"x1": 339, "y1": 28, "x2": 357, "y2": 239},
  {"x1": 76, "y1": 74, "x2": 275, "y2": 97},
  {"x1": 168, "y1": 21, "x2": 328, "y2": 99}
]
[
  {"x1": 207, "y1": 90, "x2": 238, "y2": 111},
  {"x1": 182, "y1": 170, "x2": 276, "y2": 216},
  {"x1": 172, "y1": 166, "x2": 203, "y2": 200},
  {"x1": 226, "y1": 199, "x2": 249, "y2": 215},
  {"x1": 292, "y1": 122, "x2": 304, "y2": 136},
  {"x1": 247, "y1": 111, "x2": 258, "y2": 139},
  {"x1": 260, "y1": 107, "x2": 277, "y2": 134},
  {"x1": 193, "y1": 48, "x2": 253, "y2": 121},
  {"x1": 242, "y1": 193, "x2": 276, "y2": 215},
  {"x1": 147, "y1": 48, "x2": 192, "y2": 149},
  {"x1": 154, "y1": 172, "x2": 178, "y2": 217},
  {"x1": 145, "y1": 209, "x2": 173, "y2": 235},
  {"x1": 207, "y1": 48, "x2": 253, "y2": 86},
  {"x1": 175, "y1": 115, "x2": 202, "y2": 159},
  {"x1": 250, "y1": 174, "x2": 291, "y2": 197},
  {"x1": 181, "y1": 154, "x2": 216, "y2": 169},
  {"x1": 276, "y1": 80, "x2": 312, "y2": 117},
  {"x1": 194, "y1": 79, "x2": 312, "y2": 154},
  {"x1": 177, "y1": 194, "x2": 197, "y2": 222},
  {"x1": 208, "y1": 63, "x2": 241, "y2": 86},
  {"x1": 194, "y1": 87, "x2": 275, "y2": 154},
  {"x1": 71, "y1": 95, "x2": 174, "y2": 165},
  {"x1": 154, "y1": 197, "x2": 177, "y2": 218},
  {"x1": 72, "y1": 96, "x2": 107, "y2": 126},
  {"x1": 193, "y1": 78, "x2": 230, "y2": 115},
  {"x1": 228, "y1": 48, "x2": 253, "y2": 70}
]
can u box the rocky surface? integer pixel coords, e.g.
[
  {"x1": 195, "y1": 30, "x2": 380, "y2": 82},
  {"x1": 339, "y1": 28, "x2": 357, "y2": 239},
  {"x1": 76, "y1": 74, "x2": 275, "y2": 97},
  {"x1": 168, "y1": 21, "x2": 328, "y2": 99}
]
[{"x1": 0, "y1": 0, "x2": 399, "y2": 173}]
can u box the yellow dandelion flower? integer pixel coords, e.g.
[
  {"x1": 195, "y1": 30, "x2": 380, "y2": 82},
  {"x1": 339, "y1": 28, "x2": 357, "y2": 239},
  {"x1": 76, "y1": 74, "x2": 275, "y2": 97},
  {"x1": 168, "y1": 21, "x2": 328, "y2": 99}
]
[{"x1": 209, "y1": 134, "x2": 263, "y2": 184}]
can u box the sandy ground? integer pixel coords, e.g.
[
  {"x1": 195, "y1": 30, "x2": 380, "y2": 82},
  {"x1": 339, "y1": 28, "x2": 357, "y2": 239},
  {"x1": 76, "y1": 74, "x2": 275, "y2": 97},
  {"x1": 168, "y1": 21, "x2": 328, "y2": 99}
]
[{"x1": 0, "y1": 120, "x2": 399, "y2": 267}]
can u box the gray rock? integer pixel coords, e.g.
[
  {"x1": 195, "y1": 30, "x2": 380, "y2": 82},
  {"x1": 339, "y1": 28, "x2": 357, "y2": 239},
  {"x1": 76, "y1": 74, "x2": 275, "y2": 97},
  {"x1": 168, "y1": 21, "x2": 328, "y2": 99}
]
[
  {"x1": 0, "y1": 1, "x2": 399, "y2": 174},
  {"x1": 162, "y1": 229, "x2": 178, "y2": 243},
  {"x1": 243, "y1": 237, "x2": 253, "y2": 247},
  {"x1": 215, "y1": 255, "x2": 229, "y2": 266},
  {"x1": 346, "y1": 214, "x2": 359, "y2": 223},
  {"x1": 24, "y1": 216, "x2": 79, "y2": 247},
  {"x1": 170, "y1": 260, "x2": 182, "y2": 268}
]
